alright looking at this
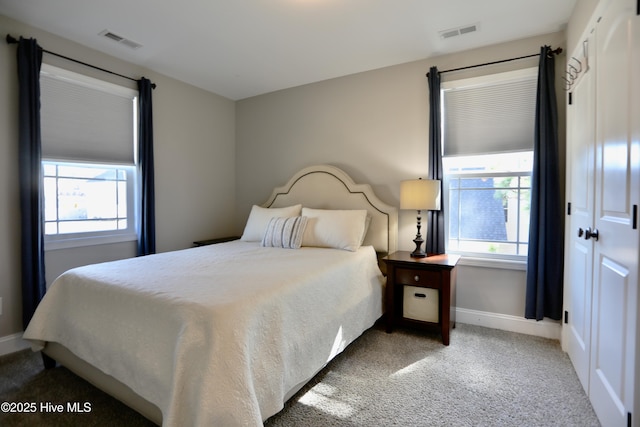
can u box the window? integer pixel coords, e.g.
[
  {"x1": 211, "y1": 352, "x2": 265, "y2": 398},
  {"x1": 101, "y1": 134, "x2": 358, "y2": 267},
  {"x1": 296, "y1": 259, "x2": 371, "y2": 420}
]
[
  {"x1": 40, "y1": 65, "x2": 138, "y2": 249},
  {"x1": 444, "y1": 152, "x2": 531, "y2": 257},
  {"x1": 43, "y1": 162, "x2": 135, "y2": 239},
  {"x1": 442, "y1": 68, "x2": 537, "y2": 260}
]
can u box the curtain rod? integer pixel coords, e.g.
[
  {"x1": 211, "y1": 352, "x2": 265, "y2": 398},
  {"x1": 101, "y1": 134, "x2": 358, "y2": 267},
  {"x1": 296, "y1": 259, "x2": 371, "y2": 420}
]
[
  {"x1": 426, "y1": 47, "x2": 563, "y2": 77},
  {"x1": 6, "y1": 34, "x2": 156, "y2": 89}
]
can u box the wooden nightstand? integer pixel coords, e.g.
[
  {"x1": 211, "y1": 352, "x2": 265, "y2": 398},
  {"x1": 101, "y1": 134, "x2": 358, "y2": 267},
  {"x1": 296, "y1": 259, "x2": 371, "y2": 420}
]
[
  {"x1": 193, "y1": 236, "x2": 240, "y2": 247},
  {"x1": 382, "y1": 251, "x2": 460, "y2": 345}
]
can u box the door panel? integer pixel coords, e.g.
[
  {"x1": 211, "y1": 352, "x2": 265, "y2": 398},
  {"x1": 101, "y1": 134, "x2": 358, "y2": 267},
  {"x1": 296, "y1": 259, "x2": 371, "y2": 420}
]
[
  {"x1": 589, "y1": 0, "x2": 639, "y2": 425},
  {"x1": 567, "y1": 242, "x2": 591, "y2": 389},
  {"x1": 595, "y1": 257, "x2": 628, "y2": 395},
  {"x1": 591, "y1": 256, "x2": 632, "y2": 420},
  {"x1": 564, "y1": 33, "x2": 596, "y2": 393}
]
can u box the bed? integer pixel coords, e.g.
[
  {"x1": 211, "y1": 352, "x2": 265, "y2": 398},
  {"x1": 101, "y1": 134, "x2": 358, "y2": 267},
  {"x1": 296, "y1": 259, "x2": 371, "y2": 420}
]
[{"x1": 23, "y1": 164, "x2": 398, "y2": 426}]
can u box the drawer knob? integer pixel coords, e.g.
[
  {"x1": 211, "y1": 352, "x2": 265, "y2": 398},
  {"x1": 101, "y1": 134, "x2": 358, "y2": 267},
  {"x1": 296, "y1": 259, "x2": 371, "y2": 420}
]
[{"x1": 414, "y1": 275, "x2": 420, "y2": 282}]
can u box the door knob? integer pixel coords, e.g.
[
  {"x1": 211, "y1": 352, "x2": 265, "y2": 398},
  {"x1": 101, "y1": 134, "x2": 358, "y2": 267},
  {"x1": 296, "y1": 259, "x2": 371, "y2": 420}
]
[
  {"x1": 584, "y1": 227, "x2": 599, "y2": 241},
  {"x1": 577, "y1": 227, "x2": 584, "y2": 237}
]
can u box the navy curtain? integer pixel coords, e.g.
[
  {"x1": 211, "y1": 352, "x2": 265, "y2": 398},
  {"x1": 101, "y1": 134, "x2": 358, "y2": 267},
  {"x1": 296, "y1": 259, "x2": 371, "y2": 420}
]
[
  {"x1": 525, "y1": 46, "x2": 564, "y2": 321},
  {"x1": 17, "y1": 37, "x2": 46, "y2": 329},
  {"x1": 426, "y1": 66, "x2": 445, "y2": 255},
  {"x1": 137, "y1": 78, "x2": 156, "y2": 256}
]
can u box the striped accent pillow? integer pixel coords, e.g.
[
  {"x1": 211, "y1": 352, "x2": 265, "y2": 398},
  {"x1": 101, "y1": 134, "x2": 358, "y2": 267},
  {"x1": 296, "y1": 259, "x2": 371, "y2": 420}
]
[{"x1": 261, "y1": 216, "x2": 308, "y2": 249}]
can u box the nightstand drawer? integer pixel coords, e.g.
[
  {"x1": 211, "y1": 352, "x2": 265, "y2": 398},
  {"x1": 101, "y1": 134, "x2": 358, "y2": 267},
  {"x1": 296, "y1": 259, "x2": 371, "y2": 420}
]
[
  {"x1": 403, "y1": 286, "x2": 439, "y2": 323},
  {"x1": 395, "y1": 268, "x2": 440, "y2": 287}
]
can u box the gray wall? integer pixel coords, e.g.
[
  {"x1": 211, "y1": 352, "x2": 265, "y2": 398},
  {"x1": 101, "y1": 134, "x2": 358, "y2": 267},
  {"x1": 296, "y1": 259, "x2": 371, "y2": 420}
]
[
  {"x1": 1, "y1": 10, "x2": 578, "y2": 342},
  {"x1": 0, "y1": 15, "x2": 237, "y2": 337},
  {"x1": 236, "y1": 31, "x2": 567, "y2": 319}
]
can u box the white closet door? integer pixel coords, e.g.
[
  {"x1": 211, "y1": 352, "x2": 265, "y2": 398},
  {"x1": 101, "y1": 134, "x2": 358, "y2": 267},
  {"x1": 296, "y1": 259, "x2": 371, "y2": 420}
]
[
  {"x1": 589, "y1": 0, "x2": 640, "y2": 425},
  {"x1": 632, "y1": 8, "x2": 640, "y2": 423},
  {"x1": 564, "y1": 33, "x2": 596, "y2": 393}
]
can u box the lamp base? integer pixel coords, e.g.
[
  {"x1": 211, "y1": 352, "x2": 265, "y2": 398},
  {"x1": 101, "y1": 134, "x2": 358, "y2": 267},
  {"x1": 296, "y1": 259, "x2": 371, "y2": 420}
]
[
  {"x1": 410, "y1": 211, "x2": 427, "y2": 257},
  {"x1": 410, "y1": 236, "x2": 426, "y2": 258}
]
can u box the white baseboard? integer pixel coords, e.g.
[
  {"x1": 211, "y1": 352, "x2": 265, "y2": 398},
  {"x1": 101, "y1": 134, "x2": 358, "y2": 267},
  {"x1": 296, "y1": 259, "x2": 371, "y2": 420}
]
[
  {"x1": 0, "y1": 333, "x2": 31, "y2": 357},
  {"x1": 456, "y1": 307, "x2": 562, "y2": 340}
]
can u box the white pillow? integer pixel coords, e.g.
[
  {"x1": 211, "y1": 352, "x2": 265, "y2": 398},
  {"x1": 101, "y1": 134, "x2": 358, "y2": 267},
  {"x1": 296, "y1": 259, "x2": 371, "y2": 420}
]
[
  {"x1": 301, "y1": 208, "x2": 368, "y2": 251},
  {"x1": 261, "y1": 216, "x2": 308, "y2": 249},
  {"x1": 240, "y1": 204, "x2": 302, "y2": 242}
]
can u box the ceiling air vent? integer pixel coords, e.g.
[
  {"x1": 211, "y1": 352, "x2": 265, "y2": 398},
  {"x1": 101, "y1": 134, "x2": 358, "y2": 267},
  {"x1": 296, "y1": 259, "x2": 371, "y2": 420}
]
[
  {"x1": 99, "y1": 30, "x2": 143, "y2": 49},
  {"x1": 439, "y1": 23, "x2": 479, "y2": 39}
]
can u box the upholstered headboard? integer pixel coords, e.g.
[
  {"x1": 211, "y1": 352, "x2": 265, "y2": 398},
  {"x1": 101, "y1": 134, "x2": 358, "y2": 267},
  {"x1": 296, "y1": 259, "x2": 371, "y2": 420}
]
[{"x1": 262, "y1": 164, "x2": 398, "y2": 254}]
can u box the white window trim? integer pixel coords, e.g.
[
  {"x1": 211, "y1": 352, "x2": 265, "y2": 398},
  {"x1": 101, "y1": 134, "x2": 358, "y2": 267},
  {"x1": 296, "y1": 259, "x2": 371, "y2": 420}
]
[
  {"x1": 42, "y1": 161, "x2": 138, "y2": 252},
  {"x1": 443, "y1": 164, "x2": 532, "y2": 267},
  {"x1": 441, "y1": 68, "x2": 537, "y2": 268},
  {"x1": 39, "y1": 65, "x2": 139, "y2": 251}
]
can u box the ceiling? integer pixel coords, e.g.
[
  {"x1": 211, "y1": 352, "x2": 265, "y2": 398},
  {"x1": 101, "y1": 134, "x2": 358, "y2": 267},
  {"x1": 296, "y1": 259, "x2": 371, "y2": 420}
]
[{"x1": 0, "y1": 0, "x2": 576, "y2": 100}]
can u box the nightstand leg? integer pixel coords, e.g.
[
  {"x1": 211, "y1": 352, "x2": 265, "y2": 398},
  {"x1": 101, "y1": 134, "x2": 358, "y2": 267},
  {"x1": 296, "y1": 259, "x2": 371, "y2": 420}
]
[{"x1": 385, "y1": 273, "x2": 395, "y2": 333}]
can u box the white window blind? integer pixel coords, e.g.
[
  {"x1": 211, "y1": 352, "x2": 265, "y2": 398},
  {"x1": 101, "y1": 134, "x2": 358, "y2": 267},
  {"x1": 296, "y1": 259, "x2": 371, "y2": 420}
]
[
  {"x1": 442, "y1": 68, "x2": 538, "y2": 157},
  {"x1": 40, "y1": 64, "x2": 137, "y2": 164}
]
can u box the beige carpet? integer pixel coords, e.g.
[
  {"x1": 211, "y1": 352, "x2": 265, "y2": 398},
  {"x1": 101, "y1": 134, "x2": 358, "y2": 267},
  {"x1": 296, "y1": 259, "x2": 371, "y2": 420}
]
[{"x1": 0, "y1": 323, "x2": 600, "y2": 426}]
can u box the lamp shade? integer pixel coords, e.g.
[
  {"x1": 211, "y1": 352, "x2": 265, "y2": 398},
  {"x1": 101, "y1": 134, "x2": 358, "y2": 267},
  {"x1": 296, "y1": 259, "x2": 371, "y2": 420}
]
[{"x1": 400, "y1": 179, "x2": 441, "y2": 211}]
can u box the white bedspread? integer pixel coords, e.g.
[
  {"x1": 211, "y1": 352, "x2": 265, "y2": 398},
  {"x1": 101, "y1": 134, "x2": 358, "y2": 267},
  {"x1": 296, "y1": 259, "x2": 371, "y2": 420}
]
[{"x1": 23, "y1": 241, "x2": 384, "y2": 426}]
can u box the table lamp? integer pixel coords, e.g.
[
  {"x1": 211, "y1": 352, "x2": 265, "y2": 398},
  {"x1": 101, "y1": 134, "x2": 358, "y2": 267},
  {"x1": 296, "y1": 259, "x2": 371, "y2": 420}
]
[{"x1": 400, "y1": 178, "x2": 441, "y2": 258}]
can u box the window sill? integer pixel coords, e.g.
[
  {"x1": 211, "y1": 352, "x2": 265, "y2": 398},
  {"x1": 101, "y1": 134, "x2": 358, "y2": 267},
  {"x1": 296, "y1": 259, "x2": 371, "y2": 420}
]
[
  {"x1": 455, "y1": 255, "x2": 527, "y2": 271},
  {"x1": 45, "y1": 233, "x2": 137, "y2": 251}
]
